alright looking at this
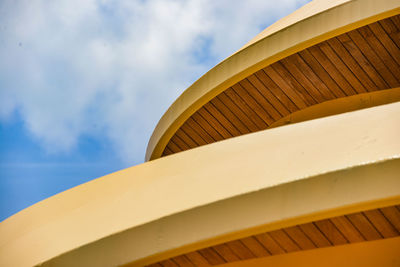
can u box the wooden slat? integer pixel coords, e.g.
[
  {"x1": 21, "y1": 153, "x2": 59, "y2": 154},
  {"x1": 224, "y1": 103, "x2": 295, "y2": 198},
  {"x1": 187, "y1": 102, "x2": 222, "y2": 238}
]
[
  {"x1": 280, "y1": 58, "x2": 327, "y2": 103},
  {"x1": 162, "y1": 147, "x2": 174, "y2": 156},
  {"x1": 326, "y1": 37, "x2": 377, "y2": 92},
  {"x1": 203, "y1": 102, "x2": 241, "y2": 137},
  {"x1": 170, "y1": 255, "x2": 195, "y2": 267},
  {"x1": 197, "y1": 248, "x2": 226, "y2": 265},
  {"x1": 184, "y1": 252, "x2": 210, "y2": 267},
  {"x1": 217, "y1": 92, "x2": 259, "y2": 132},
  {"x1": 338, "y1": 33, "x2": 388, "y2": 89},
  {"x1": 254, "y1": 233, "x2": 285, "y2": 255},
  {"x1": 247, "y1": 74, "x2": 290, "y2": 116},
  {"x1": 346, "y1": 213, "x2": 382, "y2": 241},
  {"x1": 380, "y1": 206, "x2": 400, "y2": 233},
  {"x1": 363, "y1": 209, "x2": 399, "y2": 238},
  {"x1": 239, "y1": 79, "x2": 282, "y2": 120},
  {"x1": 379, "y1": 17, "x2": 400, "y2": 49},
  {"x1": 255, "y1": 69, "x2": 299, "y2": 112},
  {"x1": 284, "y1": 226, "x2": 316, "y2": 250},
  {"x1": 160, "y1": 259, "x2": 179, "y2": 267},
  {"x1": 197, "y1": 107, "x2": 232, "y2": 139},
  {"x1": 231, "y1": 83, "x2": 274, "y2": 125},
  {"x1": 180, "y1": 121, "x2": 208, "y2": 146},
  {"x1": 272, "y1": 61, "x2": 318, "y2": 105},
  {"x1": 369, "y1": 21, "x2": 400, "y2": 66},
  {"x1": 210, "y1": 97, "x2": 250, "y2": 134},
  {"x1": 358, "y1": 26, "x2": 400, "y2": 82},
  {"x1": 299, "y1": 49, "x2": 353, "y2": 97},
  {"x1": 316, "y1": 42, "x2": 367, "y2": 94},
  {"x1": 170, "y1": 135, "x2": 190, "y2": 151},
  {"x1": 299, "y1": 222, "x2": 332, "y2": 248},
  {"x1": 175, "y1": 128, "x2": 199, "y2": 148},
  {"x1": 186, "y1": 117, "x2": 215, "y2": 144},
  {"x1": 264, "y1": 65, "x2": 308, "y2": 109},
  {"x1": 212, "y1": 244, "x2": 240, "y2": 262},
  {"x1": 268, "y1": 229, "x2": 301, "y2": 253},
  {"x1": 225, "y1": 87, "x2": 268, "y2": 129},
  {"x1": 240, "y1": 236, "x2": 270, "y2": 257},
  {"x1": 282, "y1": 55, "x2": 336, "y2": 100},
  {"x1": 390, "y1": 15, "x2": 400, "y2": 31},
  {"x1": 346, "y1": 30, "x2": 398, "y2": 88},
  {"x1": 314, "y1": 219, "x2": 348, "y2": 245},
  {"x1": 380, "y1": 17, "x2": 399, "y2": 33},
  {"x1": 225, "y1": 240, "x2": 255, "y2": 260},
  {"x1": 191, "y1": 112, "x2": 224, "y2": 141},
  {"x1": 330, "y1": 216, "x2": 365, "y2": 243},
  {"x1": 167, "y1": 140, "x2": 183, "y2": 153}
]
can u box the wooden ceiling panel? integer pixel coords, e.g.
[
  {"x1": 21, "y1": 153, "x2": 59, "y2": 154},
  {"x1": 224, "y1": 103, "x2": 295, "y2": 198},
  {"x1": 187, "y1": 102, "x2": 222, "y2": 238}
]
[
  {"x1": 209, "y1": 97, "x2": 250, "y2": 135},
  {"x1": 183, "y1": 252, "x2": 211, "y2": 267},
  {"x1": 283, "y1": 226, "x2": 316, "y2": 250},
  {"x1": 298, "y1": 48, "x2": 355, "y2": 96},
  {"x1": 298, "y1": 222, "x2": 331, "y2": 248},
  {"x1": 346, "y1": 213, "x2": 383, "y2": 241},
  {"x1": 329, "y1": 216, "x2": 365, "y2": 243},
  {"x1": 239, "y1": 236, "x2": 270, "y2": 258},
  {"x1": 162, "y1": 15, "x2": 400, "y2": 157},
  {"x1": 148, "y1": 205, "x2": 400, "y2": 267},
  {"x1": 254, "y1": 232, "x2": 286, "y2": 255}
]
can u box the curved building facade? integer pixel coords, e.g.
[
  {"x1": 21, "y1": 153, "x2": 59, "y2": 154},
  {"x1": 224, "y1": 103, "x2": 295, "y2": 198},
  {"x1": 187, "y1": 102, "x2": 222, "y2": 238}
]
[{"x1": 1, "y1": 0, "x2": 400, "y2": 266}]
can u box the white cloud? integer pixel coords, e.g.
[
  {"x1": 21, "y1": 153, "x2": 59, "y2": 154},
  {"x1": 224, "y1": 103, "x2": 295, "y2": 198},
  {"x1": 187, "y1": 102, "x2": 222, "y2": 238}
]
[{"x1": 0, "y1": 0, "x2": 309, "y2": 164}]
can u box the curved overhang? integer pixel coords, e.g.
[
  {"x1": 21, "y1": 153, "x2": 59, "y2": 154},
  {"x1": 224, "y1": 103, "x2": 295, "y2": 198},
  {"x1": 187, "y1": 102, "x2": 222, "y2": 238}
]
[
  {"x1": 2, "y1": 1, "x2": 400, "y2": 266},
  {"x1": 1, "y1": 102, "x2": 399, "y2": 267},
  {"x1": 268, "y1": 87, "x2": 400, "y2": 129},
  {"x1": 146, "y1": 0, "x2": 400, "y2": 161}
]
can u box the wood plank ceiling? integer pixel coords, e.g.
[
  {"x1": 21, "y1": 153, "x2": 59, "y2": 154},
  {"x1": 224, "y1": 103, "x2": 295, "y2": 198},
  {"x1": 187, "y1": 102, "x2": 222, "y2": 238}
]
[
  {"x1": 146, "y1": 205, "x2": 400, "y2": 267},
  {"x1": 161, "y1": 15, "x2": 400, "y2": 157}
]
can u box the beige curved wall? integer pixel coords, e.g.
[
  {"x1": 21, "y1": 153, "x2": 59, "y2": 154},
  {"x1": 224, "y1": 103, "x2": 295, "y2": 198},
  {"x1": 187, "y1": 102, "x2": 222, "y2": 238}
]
[
  {"x1": 146, "y1": 0, "x2": 400, "y2": 161},
  {"x1": 1, "y1": 102, "x2": 399, "y2": 267}
]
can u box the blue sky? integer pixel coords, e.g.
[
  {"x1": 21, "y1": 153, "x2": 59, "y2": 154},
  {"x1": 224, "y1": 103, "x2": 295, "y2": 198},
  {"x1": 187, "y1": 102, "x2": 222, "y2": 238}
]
[{"x1": 0, "y1": 0, "x2": 310, "y2": 221}]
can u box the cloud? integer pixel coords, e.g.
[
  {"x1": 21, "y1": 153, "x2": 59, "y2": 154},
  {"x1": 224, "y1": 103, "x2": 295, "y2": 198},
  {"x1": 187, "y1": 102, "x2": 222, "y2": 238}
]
[{"x1": 0, "y1": 0, "x2": 309, "y2": 164}]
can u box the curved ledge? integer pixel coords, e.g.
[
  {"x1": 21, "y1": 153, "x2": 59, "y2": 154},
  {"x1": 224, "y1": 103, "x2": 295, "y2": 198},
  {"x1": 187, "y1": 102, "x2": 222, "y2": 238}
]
[
  {"x1": 269, "y1": 87, "x2": 400, "y2": 129},
  {"x1": 1, "y1": 102, "x2": 399, "y2": 267},
  {"x1": 146, "y1": 0, "x2": 400, "y2": 161}
]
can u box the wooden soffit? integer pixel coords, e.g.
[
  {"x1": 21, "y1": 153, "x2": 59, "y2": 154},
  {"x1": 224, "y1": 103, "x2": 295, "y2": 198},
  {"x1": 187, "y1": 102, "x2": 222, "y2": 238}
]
[
  {"x1": 143, "y1": 205, "x2": 400, "y2": 267},
  {"x1": 146, "y1": 0, "x2": 400, "y2": 161}
]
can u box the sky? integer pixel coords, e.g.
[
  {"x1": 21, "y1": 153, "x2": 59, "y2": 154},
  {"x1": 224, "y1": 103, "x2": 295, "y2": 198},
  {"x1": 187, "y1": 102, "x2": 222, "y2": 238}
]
[{"x1": 0, "y1": 0, "x2": 310, "y2": 221}]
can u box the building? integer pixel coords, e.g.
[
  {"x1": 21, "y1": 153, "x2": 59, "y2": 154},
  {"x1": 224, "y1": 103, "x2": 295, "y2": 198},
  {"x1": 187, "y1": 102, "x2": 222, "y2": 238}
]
[{"x1": 1, "y1": 0, "x2": 400, "y2": 266}]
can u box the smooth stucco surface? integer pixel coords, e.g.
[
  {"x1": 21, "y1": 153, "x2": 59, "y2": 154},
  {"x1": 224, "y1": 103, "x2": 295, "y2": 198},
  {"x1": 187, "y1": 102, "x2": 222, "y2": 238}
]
[{"x1": 1, "y1": 102, "x2": 399, "y2": 267}]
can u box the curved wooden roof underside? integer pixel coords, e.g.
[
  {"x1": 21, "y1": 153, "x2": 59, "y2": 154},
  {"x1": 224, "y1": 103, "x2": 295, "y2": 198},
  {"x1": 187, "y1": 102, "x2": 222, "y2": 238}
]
[
  {"x1": 145, "y1": 204, "x2": 400, "y2": 267},
  {"x1": 160, "y1": 14, "x2": 400, "y2": 158}
]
